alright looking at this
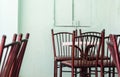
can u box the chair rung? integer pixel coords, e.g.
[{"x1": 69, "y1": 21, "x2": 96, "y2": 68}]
[{"x1": 62, "y1": 70, "x2": 71, "y2": 72}]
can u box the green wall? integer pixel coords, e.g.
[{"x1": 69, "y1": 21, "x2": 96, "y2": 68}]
[
  {"x1": 0, "y1": 0, "x2": 18, "y2": 43},
  {"x1": 18, "y1": 0, "x2": 53, "y2": 77}
]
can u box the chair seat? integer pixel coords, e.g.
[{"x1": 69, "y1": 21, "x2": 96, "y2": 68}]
[
  {"x1": 98, "y1": 60, "x2": 115, "y2": 67},
  {"x1": 55, "y1": 56, "x2": 81, "y2": 61},
  {"x1": 103, "y1": 61, "x2": 115, "y2": 67},
  {"x1": 55, "y1": 55, "x2": 109, "y2": 61},
  {"x1": 61, "y1": 60, "x2": 96, "y2": 67},
  {"x1": 87, "y1": 55, "x2": 110, "y2": 60}
]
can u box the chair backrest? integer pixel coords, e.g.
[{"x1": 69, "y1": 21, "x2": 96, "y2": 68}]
[
  {"x1": 0, "y1": 35, "x2": 6, "y2": 63},
  {"x1": 79, "y1": 29, "x2": 104, "y2": 36},
  {"x1": 72, "y1": 30, "x2": 105, "y2": 65},
  {"x1": 107, "y1": 34, "x2": 120, "y2": 77},
  {"x1": 12, "y1": 34, "x2": 17, "y2": 42},
  {"x1": 0, "y1": 41, "x2": 21, "y2": 77},
  {"x1": 104, "y1": 34, "x2": 120, "y2": 66},
  {"x1": 11, "y1": 33, "x2": 30, "y2": 77},
  {"x1": 6, "y1": 33, "x2": 23, "y2": 77},
  {"x1": 51, "y1": 29, "x2": 74, "y2": 58}
]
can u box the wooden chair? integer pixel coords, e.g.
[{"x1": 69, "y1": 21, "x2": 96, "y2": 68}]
[
  {"x1": 60, "y1": 30, "x2": 105, "y2": 77},
  {"x1": 79, "y1": 29, "x2": 105, "y2": 77},
  {"x1": 100, "y1": 34, "x2": 120, "y2": 77},
  {"x1": 0, "y1": 40, "x2": 21, "y2": 77},
  {"x1": 107, "y1": 34, "x2": 120, "y2": 77},
  {"x1": 51, "y1": 29, "x2": 79, "y2": 77},
  {"x1": 2, "y1": 33, "x2": 23, "y2": 77},
  {"x1": 10, "y1": 33, "x2": 30, "y2": 77}
]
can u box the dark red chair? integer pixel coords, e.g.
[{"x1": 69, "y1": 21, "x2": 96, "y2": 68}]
[
  {"x1": 79, "y1": 29, "x2": 105, "y2": 77},
  {"x1": 0, "y1": 33, "x2": 29, "y2": 77},
  {"x1": 2, "y1": 33, "x2": 23, "y2": 77},
  {"x1": 51, "y1": 29, "x2": 79, "y2": 77},
  {"x1": 10, "y1": 33, "x2": 30, "y2": 77},
  {"x1": 99, "y1": 34, "x2": 120, "y2": 77},
  {"x1": 107, "y1": 34, "x2": 120, "y2": 77},
  {"x1": 0, "y1": 40, "x2": 21, "y2": 77},
  {"x1": 60, "y1": 30, "x2": 105, "y2": 77}
]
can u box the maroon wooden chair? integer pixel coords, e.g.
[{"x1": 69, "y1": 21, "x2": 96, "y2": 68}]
[
  {"x1": 0, "y1": 40, "x2": 21, "y2": 77},
  {"x1": 60, "y1": 30, "x2": 105, "y2": 77},
  {"x1": 79, "y1": 29, "x2": 105, "y2": 77},
  {"x1": 51, "y1": 29, "x2": 79, "y2": 77},
  {"x1": 107, "y1": 34, "x2": 120, "y2": 77},
  {"x1": 100, "y1": 35, "x2": 115, "y2": 77},
  {"x1": 0, "y1": 33, "x2": 26, "y2": 77},
  {"x1": 99, "y1": 34, "x2": 120, "y2": 77},
  {"x1": 8, "y1": 33, "x2": 23, "y2": 77},
  {"x1": 7, "y1": 33, "x2": 18, "y2": 77},
  {"x1": 10, "y1": 33, "x2": 30, "y2": 77}
]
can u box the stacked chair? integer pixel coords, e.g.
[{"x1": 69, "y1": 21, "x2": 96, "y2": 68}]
[
  {"x1": 51, "y1": 29, "x2": 120, "y2": 77},
  {"x1": 10, "y1": 33, "x2": 30, "y2": 77},
  {"x1": 107, "y1": 34, "x2": 120, "y2": 77},
  {"x1": 59, "y1": 30, "x2": 105, "y2": 77},
  {"x1": 51, "y1": 29, "x2": 106, "y2": 77},
  {"x1": 0, "y1": 35, "x2": 20, "y2": 77},
  {"x1": 101, "y1": 34, "x2": 120, "y2": 77},
  {"x1": 0, "y1": 33, "x2": 30, "y2": 77},
  {"x1": 51, "y1": 29, "x2": 79, "y2": 77},
  {"x1": 79, "y1": 29, "x2": 105, "y2": 77}
]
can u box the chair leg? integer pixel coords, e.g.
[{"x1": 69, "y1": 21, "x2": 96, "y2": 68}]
[
  {"x1": 84, "y1": 67, "x2": 88, "y2": 77},
  {"x1": 60, "y1": 63, "x2": 62, "y2": 77},
  {"x1": 112, "y1": 67, "x2": 115, "y2": 77},
  {"x1": 108, "y1": 67, "x2": 111, "y2": 77},
  {"x1": 72, "y1": 67, "x2": 74, "y2": 77},
  {"x1": 80, "y1": 68, "x2": 84, "y2": 77},
  {"x1": 95, "y1": 67, "x2": 98, "y2": 77},
  {"x1": 100, "y1": 67, "x2": 104, "y2": 77},
  {"x1": 80, "y1": 67, "x2": 87, "y2": 77},
  {"x1": 54, "y1": 61, "x2": 57, "y2": 77},
  {"x1": 75, "y1": 68, "x2": 77, "y2": 77},
  {"x1": 89, "y1": 67, "x2": 91, "y2": 77}
]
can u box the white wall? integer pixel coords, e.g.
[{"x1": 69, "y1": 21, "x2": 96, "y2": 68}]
[
  {"x1": 18, "y1": 0, "x2": 120, "y2": 77},
  {"x1": 0, "y1": 0, "x2": 18, "y2": 43}
]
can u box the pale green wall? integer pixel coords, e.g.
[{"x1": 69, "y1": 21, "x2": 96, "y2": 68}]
[
  {"x1": 18, "y1": 0, "x2": 54, "y2": 77},
  {"x1": 0, "y1": 0, "x2": 18, "y2": 43},
  {"x1": 18, "y1": 0, "x2": 120, "y2": 77}
]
